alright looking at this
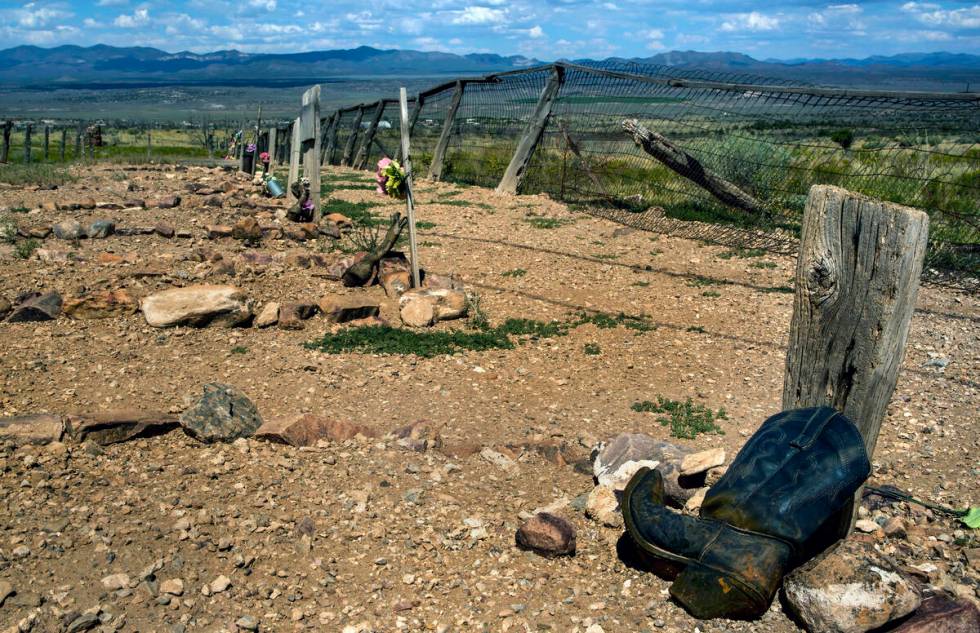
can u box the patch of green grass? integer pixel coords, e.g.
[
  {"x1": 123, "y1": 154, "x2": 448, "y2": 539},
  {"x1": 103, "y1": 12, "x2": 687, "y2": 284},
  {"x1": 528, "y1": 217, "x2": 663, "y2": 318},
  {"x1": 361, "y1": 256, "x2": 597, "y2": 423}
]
[
  {"x1": 525, "y1": 216, "x2": 570, "y2": 229},
  {"x1": 231, "y1": 346, "x2": 248, "y2": 355},
  {"x1": 501, "y1": 268, "x2": 527, "y2": 278},
  {"x1": 435, "y1": 199, "x2": 494, "y2": 210},
  {"x1": 419, "y1": 241, "x2": 441, "y2": 247},
  {"x1": 325, "y1": 199, "x2": 384, "y2": 227},
  {"x1": 750, "y1": 261, "x2": 777, "y2": 269},
  {"x1": 415, "y1": 220, "x2": 436, "y2": 230},
  {"x1": 631, "y1": 396, "x2": 727, "y2": 440},
  {"x1": 686, "y1": 325, "x2": 706, "y2": 333},
  {"x1": 14, "y1": 238, "x2": 40, "y2": 259},
  {"x1": 593, "y1": 253, "x2": 619, "y2": 261},
  {"x1": 0, "y1": 164, "x2": 75, "y2": 188},
  {"x1": 497, "y1": 318, "x2": 568, "y2": 339},
  {"x1": 650, "y1": 249, "x2": 663, "y2": 256},
  {"x1": 577, "y1": 311, "x2": 655, "y2": 332},
  {"x1": 584, "y1": 342, "x2": 601, "y2": 355},
  {"x1": 305, "y1": 324, "x2": 514, "y2": 357},
  {"x1": 9, "y1": 205, "x2": 30, "y2": 214},
  {"x1": 632, "y1": 281, "x2": 650, "y2": 287},
  {"x1": 702, "y1": 290, "x2": 721, "y2": 298},
  {"x1": 718, "y1": 248, "x2": 767, "y2": 259}
]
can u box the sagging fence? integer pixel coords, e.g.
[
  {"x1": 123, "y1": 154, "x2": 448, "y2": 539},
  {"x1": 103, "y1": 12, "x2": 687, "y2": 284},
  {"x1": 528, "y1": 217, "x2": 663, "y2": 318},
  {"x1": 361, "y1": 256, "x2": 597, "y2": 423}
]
[{"x1": 308, "y1": 61, "x2": 979, "y2": 284}]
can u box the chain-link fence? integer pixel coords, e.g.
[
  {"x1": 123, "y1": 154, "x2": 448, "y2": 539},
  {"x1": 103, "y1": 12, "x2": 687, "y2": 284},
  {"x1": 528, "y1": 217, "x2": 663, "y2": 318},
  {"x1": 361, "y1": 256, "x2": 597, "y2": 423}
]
[{"x1": 322, "y1": 62, "x2": 979, "y2": 285}]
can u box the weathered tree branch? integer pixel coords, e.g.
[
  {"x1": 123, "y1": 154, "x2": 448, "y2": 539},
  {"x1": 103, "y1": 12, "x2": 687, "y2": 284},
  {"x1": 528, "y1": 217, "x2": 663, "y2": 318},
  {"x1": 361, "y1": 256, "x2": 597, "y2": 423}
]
[{"x1": 622, "y1": 119, "x2": 769, "y2": 218}]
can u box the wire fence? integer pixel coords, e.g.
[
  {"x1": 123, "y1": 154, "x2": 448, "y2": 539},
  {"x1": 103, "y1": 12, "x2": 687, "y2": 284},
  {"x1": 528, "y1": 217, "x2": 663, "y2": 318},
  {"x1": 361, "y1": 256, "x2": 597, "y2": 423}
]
[{"x1": 321, "y1": 62, "x2": 978, "y2": 286}]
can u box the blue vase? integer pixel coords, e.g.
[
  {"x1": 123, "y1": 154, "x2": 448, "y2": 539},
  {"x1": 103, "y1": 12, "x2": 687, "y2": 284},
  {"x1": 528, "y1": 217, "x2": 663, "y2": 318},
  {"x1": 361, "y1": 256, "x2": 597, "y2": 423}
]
[{"x1": 266, "y1": 177, "x2": 285, "y2": 198}]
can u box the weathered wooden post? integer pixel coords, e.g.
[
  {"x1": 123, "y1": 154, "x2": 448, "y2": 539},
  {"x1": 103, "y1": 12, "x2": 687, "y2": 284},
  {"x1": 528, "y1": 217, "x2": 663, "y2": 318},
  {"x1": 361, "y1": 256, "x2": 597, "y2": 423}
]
[
  {"x1": 399, "y1": 87, "x2": 421, "y2": 288},
  {"x1": 43, "y1": 126, "x2": 50, "y2": 161},
  {"x1": 60, "y1": 128, "x2": 66, "y2": 161},
  {"x1": 496, "y1": 66, "x2": 565, "y2": 194},
  {"x1": 250, "y1": 106, "x2": 263, "y2": 175},
  {"x1": 1, "y1": 120, "x2": 11, "y2": 163},
  {"x1": 341, "y1": 106, "x2": 364, "y2": 167},
  {"x1": 24, "y1": 123, "x2": 32, "y2": 164},
  {"x1": 783, "y1": 184, "x2": 929, "y2": 538},
  {"x1": 429, "y1": 81, "x2": 465, "y2": 181},
  {"x1": 300, "y1": 86, "x2": 322, "y2": 220},
  {"x1": 397, "y1": 94, "x2": 423, "y2": 162},
  {"x1": 267, "y1": 127, "x2": 277, "y2": 170},
  {"x1": 74, "y1": 124, "x2": 82, "y2": 161},
  {"x1": 287, "y1": 118, "x2": 301, "y2": 199},
  {"x1": 147, "y1": 129, "x2": 152, "y2": 161},
  {"x1": 324, "y1": 112, "x2": 340, "y2": 166},
  {"x1": 354, "y1": 100, "x2": 385, "y2": 170}
]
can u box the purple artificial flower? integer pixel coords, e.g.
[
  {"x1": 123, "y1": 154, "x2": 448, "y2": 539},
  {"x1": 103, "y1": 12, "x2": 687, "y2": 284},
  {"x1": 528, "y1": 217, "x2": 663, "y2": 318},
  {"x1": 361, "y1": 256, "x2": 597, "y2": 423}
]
[
  {"x1": 246, "y1": 143, "x2": 257, "y2": 153},
  {"x1": 302, "y1": 199, "x2": 315, "y2": 212}
]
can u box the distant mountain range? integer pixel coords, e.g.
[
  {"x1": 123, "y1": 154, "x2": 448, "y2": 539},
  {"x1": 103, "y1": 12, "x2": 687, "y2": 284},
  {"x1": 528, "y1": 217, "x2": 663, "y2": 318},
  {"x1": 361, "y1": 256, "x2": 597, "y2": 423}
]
[{"x1": 1, "y1": 45, "x2": 978, "y2": 91}]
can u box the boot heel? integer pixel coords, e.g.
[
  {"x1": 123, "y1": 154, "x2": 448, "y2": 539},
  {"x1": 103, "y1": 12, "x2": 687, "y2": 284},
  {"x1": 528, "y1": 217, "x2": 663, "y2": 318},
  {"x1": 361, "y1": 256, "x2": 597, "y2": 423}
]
[{"x1": 670, "y1": 563, "x2": 768, "y2": 620}]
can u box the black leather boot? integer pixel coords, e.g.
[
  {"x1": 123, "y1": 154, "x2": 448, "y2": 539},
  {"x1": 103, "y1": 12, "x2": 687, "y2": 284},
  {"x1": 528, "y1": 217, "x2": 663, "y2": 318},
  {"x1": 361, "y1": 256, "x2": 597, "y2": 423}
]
[{"x1": 622, "y1": 406, "x2": 871, "y2": 620}]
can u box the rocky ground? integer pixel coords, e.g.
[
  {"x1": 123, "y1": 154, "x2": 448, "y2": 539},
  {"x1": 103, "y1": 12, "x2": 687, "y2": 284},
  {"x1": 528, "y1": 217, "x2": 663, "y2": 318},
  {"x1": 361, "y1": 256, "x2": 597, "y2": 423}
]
[{"x1": 0, "y1": 163, "x2": 977, "y2": 632}]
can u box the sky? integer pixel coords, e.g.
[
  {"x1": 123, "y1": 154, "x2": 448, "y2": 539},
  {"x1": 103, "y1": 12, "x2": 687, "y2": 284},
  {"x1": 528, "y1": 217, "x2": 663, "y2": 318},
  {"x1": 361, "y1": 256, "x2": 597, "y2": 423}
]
[{"x1": 0, "y1": 1, "x2": 978, "y2": 60}]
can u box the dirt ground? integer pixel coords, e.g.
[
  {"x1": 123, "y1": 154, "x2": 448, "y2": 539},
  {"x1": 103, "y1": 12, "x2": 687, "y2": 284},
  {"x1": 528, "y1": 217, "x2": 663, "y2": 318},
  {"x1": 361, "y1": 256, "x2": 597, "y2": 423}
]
[{"x1": 0, "y1": 163, "x2": 977, "y2": 632}]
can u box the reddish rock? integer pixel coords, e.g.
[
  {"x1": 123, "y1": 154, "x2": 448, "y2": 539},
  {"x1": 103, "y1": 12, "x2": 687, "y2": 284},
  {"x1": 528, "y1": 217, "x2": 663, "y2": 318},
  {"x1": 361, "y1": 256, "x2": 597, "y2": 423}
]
[
  {"x1": 278, "y1": 302, "x2": 318, "y2": 330},
  {"x1": 63, "y1": 289, "x2": 136, "y2": 319},
  {"x1": 65, "y1": 410, "x2": 178, "y2": 445},
  {"x1": 889, "y1": 595, "x2": 979, "y2": 633},
  {"x1": 150, "y1": 195, "x2": 181, "y2": 209},
  {"x1": 324, "y1": 212, "x2": 352, "y2": 228},
  {"x1": 154, "y1": 222, "x2": 175, "y2": 238},
  {"x1": 240, "y1": 251, "x2": 276, "y2": 267},
  {"x1": 0, "y1": 414, "x2": 64, "y2": 446},
  {"x1": 232, "y1": 216, "x2": 262, "y2": 242},
  {"x1": 318, "y1": 219, "x2": 341, "y2": 239},
  {"x1": 256, "y1": 415, "x2": 376, "y2": 446},
  {"x1": 317, "y1": 294, "x2": 381, "y2": 324},
  {"x1": 516, "y1": 513, "x2": 576, "y2": 557},
  {"x1": 286, "y1": 252, "x2": 313, "y2": 269},
  {"x1": 207, "y1": 225, "x2": 233, "y2": 239},
  {"x1": 389, "y1": 420, "x2": 443, "y2": 452},
  {"x1": 123, "y1": 198, "x2": 146, "y2": 209},
  {"x1": 284, "y1": 223, "x2": 318, "y2": 241}
]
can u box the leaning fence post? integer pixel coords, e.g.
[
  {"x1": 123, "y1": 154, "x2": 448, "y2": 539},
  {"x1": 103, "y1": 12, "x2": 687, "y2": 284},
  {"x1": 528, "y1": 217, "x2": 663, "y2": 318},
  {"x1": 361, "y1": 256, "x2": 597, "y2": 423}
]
[
  {"x1": 23, "y1": 123, "x2": 32, "y2": 164},
  {"x1": 341, "y1": 106, "x2": 364, "y2": 167},
  {"x1": 60, "y1": 128, "x2": 66, "y2": 161},
  {"x1": 496, "y1": 65, "x2": 564, "y2": 194},
  {"x1": 324, "y1": 112, "x2": 340, "y2": 165},
  {"x1": 1, "y1": 120, "x2": 11, "y2": 163},
  {"x1": 74, "y1": 124, "x2": 82, "y2": 160},
  {"x1": 782, "y1": 184, "x2": 929, "y2": 538},
  {"x1": 354, "y1": 100, "x2": 386, "y2": 170},
  {"x1": 268, "y1": 126, "x2": 277, "y2": 170},
  {"x1": 429, "y1": 81, "x2": 465, "y2": 181},
  {"x1": 43, "y1": 126, "x2": 50, "y2": 161}
]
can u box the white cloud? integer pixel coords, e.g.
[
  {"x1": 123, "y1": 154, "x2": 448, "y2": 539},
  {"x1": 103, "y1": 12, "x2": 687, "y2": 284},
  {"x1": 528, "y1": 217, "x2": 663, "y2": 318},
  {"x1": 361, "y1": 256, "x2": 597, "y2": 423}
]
[
  {"x1": 720, "y1": 11, "x2": 780, "y2": 33},
  {"x1": 345, "y1": 11, "x2": 383, "y2": 31},
  {"x1": 97, "y1": 0, "x2": 129, "y2": 6},
  {"x1": 808, "y1": 4, "x2": 864, "y2": 30},
  {"x1": 451, "y1": 6, "x2": 506, "y2": 26},
  {"x1": 528, "y1": 25, "x2": 544, "y2": 38},
  {"x1": 248, "y1": 0, "x2": 277, "y2": 11},
  {"x1": 114, "y1": 8, "x2": 150, "y2": 28},
  {"x1": 82, "y1": 18, "x2": 99, "y2": 28},
  {"x1": 904, "y1": 4, "x2": 980, "y2": 29},
  {"x1": 17, "y1": 3, "x2": 72, "y2": 28}
]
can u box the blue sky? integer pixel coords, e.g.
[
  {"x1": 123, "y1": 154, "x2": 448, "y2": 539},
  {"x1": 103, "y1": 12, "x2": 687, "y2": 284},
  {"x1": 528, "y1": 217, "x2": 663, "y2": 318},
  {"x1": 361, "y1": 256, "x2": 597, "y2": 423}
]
[{"x1": 1, "y1": 1, "x2": 978, "y2": 59}]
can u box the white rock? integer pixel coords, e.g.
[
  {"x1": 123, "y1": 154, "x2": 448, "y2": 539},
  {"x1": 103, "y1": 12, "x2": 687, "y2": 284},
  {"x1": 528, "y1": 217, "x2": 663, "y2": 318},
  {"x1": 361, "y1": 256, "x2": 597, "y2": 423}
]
[
  {"x1": 160, "y1": 578, "x2": 184, "y2": 596},
  {"x1": 680, "y1": 447, "x2": 726, "y2": 476},
  {"x1": 210, "y1": 574, "x2": 232, "y2": 593},
  {"x1": 101, "y1": 573, "x2": 130, "y2": 591},
  {"x1": 586, "y1": 485, "x2": 623, "y2": 528},
  {"x1": 141, "y1": 284, "x2": 252, "y2": 328},
  {"x1": 253, "y1": 302, "x2": 279, "y2": 328},
  {"x1": 597, "y1": 459, "x2": 660, "y2": 492}
]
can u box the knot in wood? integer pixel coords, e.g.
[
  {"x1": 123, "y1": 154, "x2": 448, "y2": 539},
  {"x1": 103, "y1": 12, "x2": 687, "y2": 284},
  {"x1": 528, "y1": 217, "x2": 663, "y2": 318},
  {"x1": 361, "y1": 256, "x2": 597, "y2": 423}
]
[{"x1": 805, "y1": 254, "x2": 838, "y2": 304}]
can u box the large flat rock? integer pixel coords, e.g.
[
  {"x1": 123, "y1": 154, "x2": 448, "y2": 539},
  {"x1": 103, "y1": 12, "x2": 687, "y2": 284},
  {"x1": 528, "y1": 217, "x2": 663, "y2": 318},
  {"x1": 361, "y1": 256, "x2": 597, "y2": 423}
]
[{"x1": 141, "y1": 284, "x2": 252, "y2": 328}]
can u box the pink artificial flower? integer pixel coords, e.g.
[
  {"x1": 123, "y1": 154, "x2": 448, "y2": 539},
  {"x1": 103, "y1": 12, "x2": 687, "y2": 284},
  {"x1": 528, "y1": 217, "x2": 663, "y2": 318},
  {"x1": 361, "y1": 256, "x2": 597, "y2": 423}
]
[
  {"x1": 377, "y1": 157, "x2": 392, "y2": 170},
  {"x1": 259, "y1": 152, "x2": 270, "y2": 162},
  {"x1": 376, "y1": 185, "x2": 385, "y2": 194}
]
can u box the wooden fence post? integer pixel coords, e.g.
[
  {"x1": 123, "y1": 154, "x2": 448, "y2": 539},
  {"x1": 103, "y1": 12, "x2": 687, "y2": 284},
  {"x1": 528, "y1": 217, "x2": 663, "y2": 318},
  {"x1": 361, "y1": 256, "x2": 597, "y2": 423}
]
[
  {"x1": 287, "y1": 117, "x2": 301, "y2": 199},
  {"x1": 75, "y1": 124, "x2": 82, "y2": 161},
  {"x1": 397, "y1": 94, "x2": 424, "y2": 163},
  {"x1": 354, "y1": 100, "x2": 386, "y2": 170},
  {"x1": 24, "y1": 124, "x2": 32, "y2": 164},
  {"x1": 1, "y1": 120, "x2": 11, "y2": 163},
  {"x1": 324, "y1": 112, "x2": 340, "y2": 166},
  {"x1": 497, "y1": 66, "x2": 564, "y2": 194},
  {"x1": 782, "y1": 184, "x2": 929, "y2": 538},
  {"x1": 250, "y1": 106, "x2": 262, "y2": 175},
  {"x1": 60, "y1": 128, "x2": 66, "y2": 161},
  {"x1": 429, "y1": 81, "x2": 465, "y2": 181},
  {"x1": 147, "y1": 129, "x2": 152, "y2": 161},
  {"x1": 341, "y1": 106, "x2": 364, "y2": 167},
  {"x1": 43, "y1": 126, "x2": 50, "y2": 161},
  {"x1": 300, "y1": 86, "x2": 322, "y2": 220},
  {"x1": 399, "y1": 87, "x2": 421, "y2": 288},
  {"x1": 268, "y1": 127, "x2": 277, "y2": 170}
]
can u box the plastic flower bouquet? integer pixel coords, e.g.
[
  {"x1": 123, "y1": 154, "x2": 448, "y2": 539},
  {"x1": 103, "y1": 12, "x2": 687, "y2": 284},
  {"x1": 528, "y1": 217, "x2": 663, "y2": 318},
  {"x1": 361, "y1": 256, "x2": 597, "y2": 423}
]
[
  {"x1": 245, "y1": 143, "x2": 256, "y2": 154},
  {"x1": 259, "y1": 151, "x2": 270, "y2": 163},
  {"x1": 376, "y1": 157, "x2": 406, "y2": 198}
]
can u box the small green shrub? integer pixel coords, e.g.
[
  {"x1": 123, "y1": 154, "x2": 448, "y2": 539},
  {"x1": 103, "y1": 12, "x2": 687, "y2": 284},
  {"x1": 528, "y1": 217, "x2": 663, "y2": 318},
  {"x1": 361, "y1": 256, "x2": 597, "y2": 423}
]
[
  {"x1": 0, "y1": 214, "x2": 16, "y2": 243},
  {"x1": 686, "y1": 275, "x2": 728, "y2": 288},
  {"x1": 231, "y1": 346, "x2": 248, "y2": 354},
  {"x1": 501, "y1": 268, "x2": 527, "y2": 277},
  {"x1": 750, "y1": 261, "x2": 777, "y2": 269},
  {"x1": 718, "y1": 248, "x2": 766, "y2": 259},
  {"x1": 830, "y1": 129, "x2": 854, "y2": 149},
  {"x1": 525, "y1": 216, "x2": 569, "y2": 229},
  {"x1": 415, "y1": 220, "x2": 436, "y2": 230},
  {"x1": 14, "y1": 238, "x2": 39, "y2": 259},
  {"x1": 686, "y1": 325, "x2": 706, "y2": 333},
  {"x1": 702, "y1": 290, "x2": 721, "y2": 298},
  {"x1": 584, "y1": 343, "x2": 601, "y2": 355},
  {"x1": 631, "y1": 396, "x2": 726, "y2": 439}
]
